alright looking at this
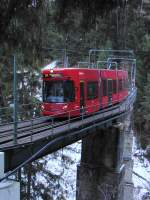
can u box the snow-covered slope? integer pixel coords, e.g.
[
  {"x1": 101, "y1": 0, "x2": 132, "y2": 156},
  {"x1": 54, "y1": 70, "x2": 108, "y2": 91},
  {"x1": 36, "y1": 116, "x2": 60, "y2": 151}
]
[
  {"x1": 133, "y1": 139, "x2": 150, "y2": 200},
  {"x1": 47, "y1": 142, "x2": 81, "y2": 200}
]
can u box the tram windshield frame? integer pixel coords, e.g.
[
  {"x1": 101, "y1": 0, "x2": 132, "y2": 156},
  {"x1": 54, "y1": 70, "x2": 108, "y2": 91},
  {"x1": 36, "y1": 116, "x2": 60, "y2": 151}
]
[{"x1": 43, "y1": 80, "x2": 75, "y2": 103}]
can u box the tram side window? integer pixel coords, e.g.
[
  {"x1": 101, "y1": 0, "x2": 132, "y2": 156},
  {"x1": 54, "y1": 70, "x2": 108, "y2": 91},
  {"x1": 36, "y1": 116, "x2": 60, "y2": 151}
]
[
  {"x1": 100, "y1": 80, "x2": 103, "y2": 98},
  {"x1": 122, "y1": 79, "x2": 124, "y2": 90},
  {"x1": 124, "y1": 79, "x2": 126, "y2": 89},
  {"x1": 123, "y1": 79, "x2": 126, "y2": 90},
  {"x1": 64, "y1": 80, "x2": 75, "y2": 102},
  {"x1": 113, "y1": 80, "x2": 117, "y2": 93},
  {"x1": 119, "y1": 80, "x2": 122, "y2": 91},
  {"x1": 108, "y1": 80, "x2": 113, "y2": 94},
  {"x1": 102, "y1": 79, "x2": 107, "y2": 96},
  {"x1": 87, "y1": 81, "x2": 98, "y2": 100},
  {"x1": 124, "y1": 79, "x2": 128, "y2": 89},
  {"x1": 124, "y1": 79, "x2": 127, "y2": 90}
]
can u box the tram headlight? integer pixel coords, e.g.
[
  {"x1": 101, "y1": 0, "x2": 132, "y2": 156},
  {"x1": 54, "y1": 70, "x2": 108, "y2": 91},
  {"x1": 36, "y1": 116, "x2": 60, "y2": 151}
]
[
  {"x1": 63, "y1": 105, "x2": 68, "y2": 110},
  {"x1": 41, "y1": 105, "x2": 45, "y2": 110}
]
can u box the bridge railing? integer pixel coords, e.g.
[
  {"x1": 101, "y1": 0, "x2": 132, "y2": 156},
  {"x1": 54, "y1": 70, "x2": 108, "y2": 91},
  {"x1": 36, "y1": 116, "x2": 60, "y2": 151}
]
[
  {"x1": 0, "y1": 87, "x2": 137, "y2": 183},
  {"x1": 0, "y1": 102, "x2": 42, "y2": 124},
  {"x1": 0, "y1": 87, "x2": 137, "y2": 147}
]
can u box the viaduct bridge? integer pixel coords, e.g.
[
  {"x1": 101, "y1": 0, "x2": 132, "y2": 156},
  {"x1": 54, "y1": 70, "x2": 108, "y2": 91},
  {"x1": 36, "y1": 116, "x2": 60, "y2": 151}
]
[
  {"x1": 0, "y1": 88, "x2": 136, "y2": 200},
  {"x1": 0, "y1": 50, "x2": 137, "y2": 200}
]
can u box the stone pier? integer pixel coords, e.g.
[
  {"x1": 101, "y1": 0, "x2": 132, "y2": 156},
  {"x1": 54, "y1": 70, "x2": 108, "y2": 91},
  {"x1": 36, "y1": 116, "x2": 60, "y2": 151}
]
[
  {"x1": 76, "y1": 115, "x2": 134, "y2": 200},
  {"x1": 0, "y1": 152, "x2": 20, "y2": 200}
]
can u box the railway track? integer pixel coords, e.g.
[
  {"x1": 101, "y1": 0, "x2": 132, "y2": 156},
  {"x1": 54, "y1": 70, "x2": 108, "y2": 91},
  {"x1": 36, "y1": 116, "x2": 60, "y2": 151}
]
[
  {"x1": 0, "y1": 88, "x2": 137, "y2": 172},
  {"x1": 0, "y1": 117, "x2": 73, "y2": 145},
  {"x1": 0, "y1": 104, "x2": 120, "y2": 145},
  {"x1": 0, "y1": 88, "x2": 136, "y2": 150}
]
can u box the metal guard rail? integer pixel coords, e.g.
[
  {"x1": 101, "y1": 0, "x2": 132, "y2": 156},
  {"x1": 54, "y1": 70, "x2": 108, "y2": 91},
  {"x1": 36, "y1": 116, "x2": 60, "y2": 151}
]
[
  {"x1": 0, "y1": 87, "x2": 136, "y2": 182},
  {"x1": 0, "y1": 88, "x2": 136, "y2": 145}
]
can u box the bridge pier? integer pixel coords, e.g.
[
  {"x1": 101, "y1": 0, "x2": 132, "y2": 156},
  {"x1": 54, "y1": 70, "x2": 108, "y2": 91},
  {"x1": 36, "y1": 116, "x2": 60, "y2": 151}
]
[
  {"x1": 121, "y1": 116, "x2": 134, "y2": 200},
  {"x1": 76, "y1": 115, "x2": 134, "y2": 200},
  {"x1": 0, "y1": 152, "x2": 20, "y2": 200}
]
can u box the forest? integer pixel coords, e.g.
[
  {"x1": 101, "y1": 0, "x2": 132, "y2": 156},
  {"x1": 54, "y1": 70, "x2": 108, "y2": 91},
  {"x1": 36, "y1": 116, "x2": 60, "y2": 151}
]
[{"x1": 0, "y1": 0, "x2": 150, "y2": 199}]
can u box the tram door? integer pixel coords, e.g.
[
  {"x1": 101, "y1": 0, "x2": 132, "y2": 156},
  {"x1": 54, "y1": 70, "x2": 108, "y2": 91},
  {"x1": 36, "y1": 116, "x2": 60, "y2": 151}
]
[
  {"x1": 108, "y1": 79, "x2": 113, "y2": 105},
  {"x1": 80, "y1": 81, "x2": 85, "y2": 112}
]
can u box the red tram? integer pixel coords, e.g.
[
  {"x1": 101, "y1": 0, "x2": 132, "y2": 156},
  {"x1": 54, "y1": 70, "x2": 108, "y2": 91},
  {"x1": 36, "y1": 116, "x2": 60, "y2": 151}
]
[{"x1": 41, "y1": 67, "x2": 128, "y2": 117}]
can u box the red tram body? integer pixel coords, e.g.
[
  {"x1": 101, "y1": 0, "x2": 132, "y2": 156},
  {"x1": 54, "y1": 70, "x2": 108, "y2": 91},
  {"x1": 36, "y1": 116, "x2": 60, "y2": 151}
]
[{"x1": 41, "y1": 67, "x2": 128, "y2": 117}]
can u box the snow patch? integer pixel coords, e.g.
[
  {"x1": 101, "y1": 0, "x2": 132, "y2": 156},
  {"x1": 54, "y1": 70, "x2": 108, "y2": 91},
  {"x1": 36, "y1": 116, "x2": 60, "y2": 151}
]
[{"x1": 133, "y1": 137, "x2": 150, "y2": 200}]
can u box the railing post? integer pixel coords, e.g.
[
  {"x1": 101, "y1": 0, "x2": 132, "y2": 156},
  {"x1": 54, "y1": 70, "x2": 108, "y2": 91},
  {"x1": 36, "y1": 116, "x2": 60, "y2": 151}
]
[
  {"x1": 13, "y1": 55, "x2": 17, "y2": 144},
  {"x1": 82, "y1": 107, "x2": 84, "y2": 120},
  {"x1": 68, "y1": 111, "x2": 70, "y2": 130},
  {"x1": 51, "y1": 117, "x2": 54, "y2": 134}
]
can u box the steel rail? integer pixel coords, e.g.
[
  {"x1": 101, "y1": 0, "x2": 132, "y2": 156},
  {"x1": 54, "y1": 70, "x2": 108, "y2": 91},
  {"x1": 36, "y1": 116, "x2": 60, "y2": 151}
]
[
  {"x1": 0, "y1": 88, "x2": 136, "y2": 181},
  {"x1": 0, "y1": 118, "x2": 80, "y2": 144},
  {"x1": 0, "y1": 103, "x2": 120, "y2": 141},
  {"x1": 0, "y1": 100, "x2": 117, "y2": 134},
  {"x1": 0, "y1": 110, "x2": 132, "y2": 183},
  {"x1": 0, "y1": 88, "x2": 136, "y2": 150},
  {"x1": 0, "y1": 88, "x2": 136, "y2": 151}
]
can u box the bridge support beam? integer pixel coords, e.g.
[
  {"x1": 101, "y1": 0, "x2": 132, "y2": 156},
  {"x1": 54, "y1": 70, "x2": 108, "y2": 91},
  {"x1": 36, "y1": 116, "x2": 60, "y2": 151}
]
[{"x1": 76, "y1": 115, "x2": 133, "y2": 200}]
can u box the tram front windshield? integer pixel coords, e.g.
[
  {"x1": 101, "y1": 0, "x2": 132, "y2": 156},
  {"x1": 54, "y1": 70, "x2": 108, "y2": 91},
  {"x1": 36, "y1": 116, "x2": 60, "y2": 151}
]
[{"x1": 43, "y1": 80, "x2": 75, "y2": 103}]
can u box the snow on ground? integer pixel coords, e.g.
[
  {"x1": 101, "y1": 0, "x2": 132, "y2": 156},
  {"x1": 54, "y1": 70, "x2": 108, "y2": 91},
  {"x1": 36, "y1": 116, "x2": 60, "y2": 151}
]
[
  {"x1": 133, "y1": 137, "x2": 150, "y2": 200},
  {"x1": 36, "y1": 135, "x2": 150, "y2": 200},
  {"x1": 46, "y1": 141, "x2": 81, "y2": 200}
]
